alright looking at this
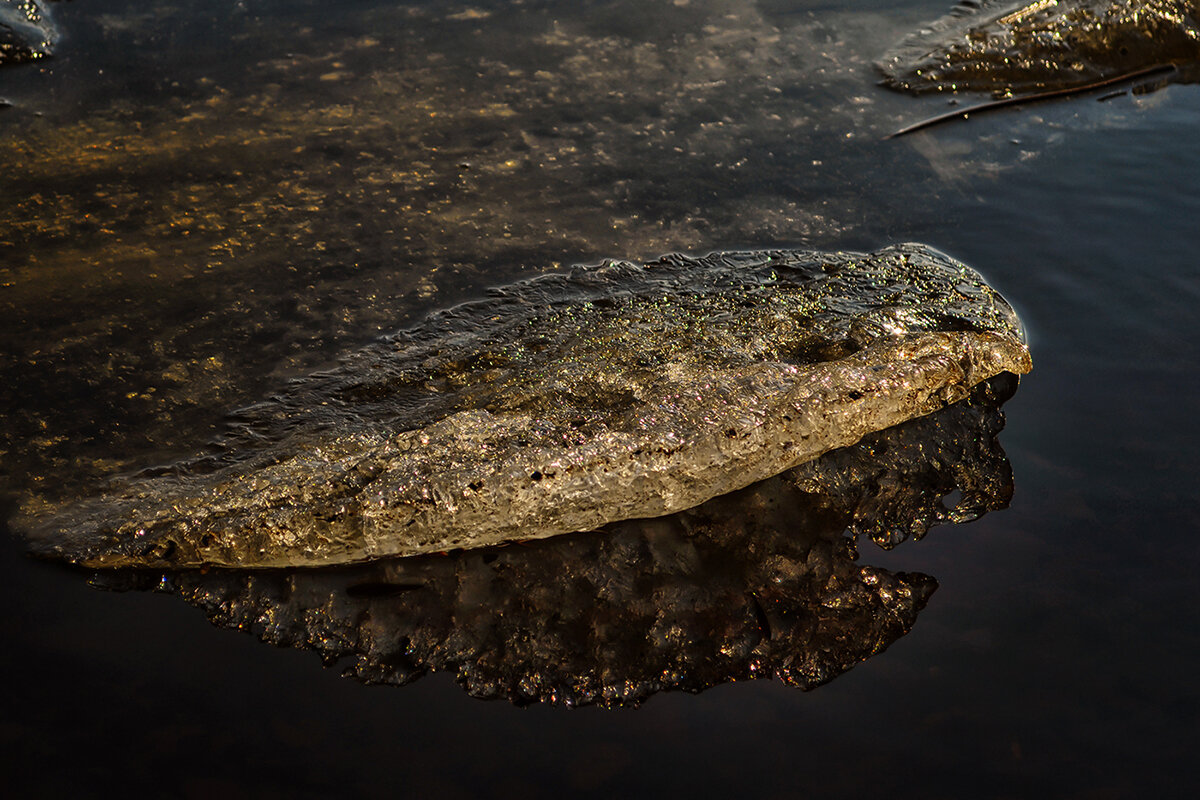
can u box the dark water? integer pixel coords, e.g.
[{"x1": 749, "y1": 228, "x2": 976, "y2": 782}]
[{"x1": 2, "y1": 0, "x2": 1198, "y2": 796}]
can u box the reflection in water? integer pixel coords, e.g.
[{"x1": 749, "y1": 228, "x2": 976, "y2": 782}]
[{"x1": 92, "y1": 376, "x2": 1019, "y2": 707}]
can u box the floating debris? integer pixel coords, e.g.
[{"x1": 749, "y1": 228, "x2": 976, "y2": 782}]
[
  {"x1": 17, "y1": 243, "x2": 1030, "y2": 569},
  {"x1": 884, "y1": 64, "x2": 1177, "y2": 138}
]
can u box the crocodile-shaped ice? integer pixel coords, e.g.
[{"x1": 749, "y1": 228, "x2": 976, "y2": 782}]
[
  {"x1": 878, "y1": 0, "x2": 1200, "y2": 95},
  {"x1": 17, "y1": 243, "x2": 1030, "y2": 569}
]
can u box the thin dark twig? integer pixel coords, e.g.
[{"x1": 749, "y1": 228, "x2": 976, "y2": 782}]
[{"x1": 884, "y1": 63, "x2": 1178, "y2": 139}]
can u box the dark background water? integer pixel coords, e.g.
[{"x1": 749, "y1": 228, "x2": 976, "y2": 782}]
[{"x1": 2, "y1": 0, "x2": 1198, "y2": 796}]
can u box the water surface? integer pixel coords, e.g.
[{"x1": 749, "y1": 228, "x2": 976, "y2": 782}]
[{"x1": 2, "y1": 0, "x2": 1198, "y2": 796}]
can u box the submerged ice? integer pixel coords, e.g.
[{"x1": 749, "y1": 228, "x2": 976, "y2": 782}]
[{"x1": 18, "y1": 243, "x2": 1030, "y2": 569}]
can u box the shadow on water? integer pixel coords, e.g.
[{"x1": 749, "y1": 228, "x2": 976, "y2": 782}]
[{"x1": 79, "y1": 376, "x2": 1019, "y2": 707}]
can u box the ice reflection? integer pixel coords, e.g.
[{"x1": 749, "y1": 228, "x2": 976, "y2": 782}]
[{"x1": 90, "y1": 375, "x2": 1019, "y2": 707}]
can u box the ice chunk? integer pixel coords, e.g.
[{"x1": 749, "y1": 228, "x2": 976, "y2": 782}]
[
  {"x1": 17, "y1": 243, "x2": 1030, "y2": 568},
  {"x1": 877, "y1": 0, "x2": 1200, "y2": 96}
]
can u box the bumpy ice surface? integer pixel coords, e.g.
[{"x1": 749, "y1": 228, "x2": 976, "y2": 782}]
[
  {"x1": 878, "y1": 0, "x2": 1200, "y2": 95},
  {"x1": 19, "y1": 243, "x2": 1030, "y2": 568}
]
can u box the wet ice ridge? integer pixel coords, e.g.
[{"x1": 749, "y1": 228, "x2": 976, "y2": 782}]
[{"x1": 17, "y1": 243, "x2": 1031, "y2": 569}]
